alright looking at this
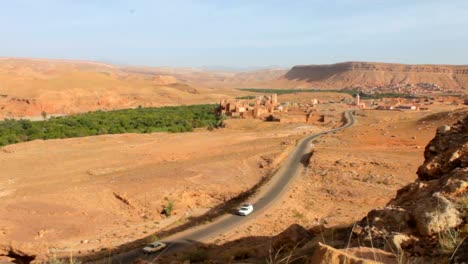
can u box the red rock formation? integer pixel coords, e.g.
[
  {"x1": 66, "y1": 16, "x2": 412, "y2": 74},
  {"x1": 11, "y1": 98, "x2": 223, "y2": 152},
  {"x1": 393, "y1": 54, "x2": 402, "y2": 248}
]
[{"x1": 283, "y1": 62, "x2": 468, "y2": 91}]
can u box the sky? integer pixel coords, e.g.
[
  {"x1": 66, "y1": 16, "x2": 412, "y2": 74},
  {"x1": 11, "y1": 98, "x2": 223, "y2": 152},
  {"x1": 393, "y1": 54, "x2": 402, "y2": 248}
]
[{"x1": 0, "y1": 0, "x2": 467, "y2": 68}]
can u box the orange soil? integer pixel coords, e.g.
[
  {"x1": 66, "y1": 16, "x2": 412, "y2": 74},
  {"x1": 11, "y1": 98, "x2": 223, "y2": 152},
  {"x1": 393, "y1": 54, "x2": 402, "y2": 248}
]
[
  {"x1": 0, "y1": 58, "x2": 239, "y2": 118},
  {"x1": 0, "y1": 117, "x2": 322, "y2": 259},
  {"x1": 207, "y1": 103, "x2": 467, "y2": 244}
]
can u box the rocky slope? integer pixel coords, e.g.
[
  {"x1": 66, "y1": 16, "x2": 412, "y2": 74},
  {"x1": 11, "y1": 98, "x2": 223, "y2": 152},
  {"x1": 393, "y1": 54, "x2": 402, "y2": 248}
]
[
  {"x1": 121, "y1": 66, "x2": 288, "y2": 89},
  {"x1": 352, "y1": 113, "x2": 468, "y2": 263},
  {"x1": 283, "y1": 62, "x2": 468, "y2": 92}
]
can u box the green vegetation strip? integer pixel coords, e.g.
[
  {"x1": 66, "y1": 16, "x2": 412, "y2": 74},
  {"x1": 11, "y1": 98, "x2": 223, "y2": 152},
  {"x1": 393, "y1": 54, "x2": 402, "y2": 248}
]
[
  {"x1": 235, "y1": 95, "x2": 257, "y2": 100},
  {"x1": 0, "y1": 104, "x2": 222, "y2": 147},
  {"x1": 238, "y1": 88, "x2": 414, "y2": 99}
]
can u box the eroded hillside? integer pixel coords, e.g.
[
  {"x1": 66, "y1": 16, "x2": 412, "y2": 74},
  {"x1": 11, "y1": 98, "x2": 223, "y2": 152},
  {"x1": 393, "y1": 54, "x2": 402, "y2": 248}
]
[
  {"x1": 283, "y1": 62, "x2": 468, "y2": 92},
  {"x1": 0, "y1": 58, "x2": 236, "y2": 118}
]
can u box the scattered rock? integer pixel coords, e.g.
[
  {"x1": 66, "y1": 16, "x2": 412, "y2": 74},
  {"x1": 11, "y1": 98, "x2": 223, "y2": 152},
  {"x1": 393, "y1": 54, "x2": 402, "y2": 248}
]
[
  {"x1": 308, "y1": 243, "x2": 380, "y2": 264},
  {"x1": 389, "y1": 233, "x2": 413, "y2": 252},
  {"x1": 437, "y1": 125, "x2": 451, "y2": 134},
  {"x1": 352, "y1": 225, "x2": 363, "y2": 236}
]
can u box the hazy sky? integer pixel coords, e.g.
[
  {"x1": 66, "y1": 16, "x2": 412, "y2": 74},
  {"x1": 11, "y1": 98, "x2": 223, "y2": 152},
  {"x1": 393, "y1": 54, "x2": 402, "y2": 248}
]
[{"x1": 1, "y1": 0, "x2": 467, "y2": 68}]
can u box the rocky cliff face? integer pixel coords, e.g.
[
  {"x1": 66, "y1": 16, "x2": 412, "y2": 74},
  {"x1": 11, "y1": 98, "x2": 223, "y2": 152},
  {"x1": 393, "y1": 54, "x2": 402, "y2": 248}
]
[
  {"x1": 354, "y1": 114, "x2": 468, "y2": 262},
  {"x1": 284, "y1": 62, "x2": 468, "y2": 91}
]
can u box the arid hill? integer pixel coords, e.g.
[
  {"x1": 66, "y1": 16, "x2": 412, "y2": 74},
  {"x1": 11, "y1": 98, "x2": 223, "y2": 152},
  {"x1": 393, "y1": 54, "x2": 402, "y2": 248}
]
[
  {"x1": 282, "y1": 61, "x2": 468, "y2": 92},
  {"x1": 126, "y1": 62, "x2": 468, "y2": 93},
  {"x1": 121, "y1": 66, "x2": 288, "y2": 89},
  {"x1": 0, "y1": 58, "x2": 238, "y2": 118},
  {"x1": 2, "y1": 58, "x2": 467, "y2": 119}
]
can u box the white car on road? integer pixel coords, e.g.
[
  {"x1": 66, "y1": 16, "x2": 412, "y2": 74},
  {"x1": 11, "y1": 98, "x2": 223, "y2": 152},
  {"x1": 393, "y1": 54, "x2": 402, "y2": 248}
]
[
  {"x1": 142, "y1": 242, "x2": 166, "y2": 254},
  {"x1": 238, "y1": 204, "x2": 254, "y2": 216}
]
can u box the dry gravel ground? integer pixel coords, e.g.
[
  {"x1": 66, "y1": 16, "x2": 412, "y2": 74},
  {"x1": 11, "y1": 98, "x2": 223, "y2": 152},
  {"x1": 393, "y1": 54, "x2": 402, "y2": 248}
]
[
  {"x1": 208, "y1": 104, "x2": 467, "y2": 245},
  {"x1": 0, "y1": 95, "x2": 464, "y2": 261},
  {"x1": 0, "y1": 118, "x2": 317, "y2": 259}
]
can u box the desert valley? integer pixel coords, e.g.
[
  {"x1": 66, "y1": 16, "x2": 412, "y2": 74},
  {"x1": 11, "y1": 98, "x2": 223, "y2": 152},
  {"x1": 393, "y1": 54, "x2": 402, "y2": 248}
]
[{"x1": 0, "y1": 56, "x2": 466, "y2": 264}]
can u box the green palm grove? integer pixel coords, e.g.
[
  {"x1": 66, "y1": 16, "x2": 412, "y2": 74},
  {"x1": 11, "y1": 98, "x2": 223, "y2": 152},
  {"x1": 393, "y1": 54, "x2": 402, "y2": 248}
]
[{"x1": 0, "y1": 104, "x2": 223, "y2": 147}]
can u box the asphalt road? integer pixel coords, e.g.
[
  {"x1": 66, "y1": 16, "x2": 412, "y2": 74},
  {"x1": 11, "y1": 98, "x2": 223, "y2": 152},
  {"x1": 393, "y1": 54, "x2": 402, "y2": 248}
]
[{"x1": 99, "y1": 110, "x2": 356, "y2": 264}]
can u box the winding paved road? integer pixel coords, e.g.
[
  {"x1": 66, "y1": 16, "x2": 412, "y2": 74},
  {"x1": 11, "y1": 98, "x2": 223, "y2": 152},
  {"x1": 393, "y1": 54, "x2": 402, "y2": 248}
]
[{"x1": 100, "y1": 110, "x2": 356, "y2": 264}]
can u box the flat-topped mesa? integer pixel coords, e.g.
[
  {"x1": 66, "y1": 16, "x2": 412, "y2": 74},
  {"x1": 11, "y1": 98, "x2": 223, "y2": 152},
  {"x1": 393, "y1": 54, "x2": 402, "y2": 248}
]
[{"x1": 284, "y1": 61, "x2": 468, "y2": 91}]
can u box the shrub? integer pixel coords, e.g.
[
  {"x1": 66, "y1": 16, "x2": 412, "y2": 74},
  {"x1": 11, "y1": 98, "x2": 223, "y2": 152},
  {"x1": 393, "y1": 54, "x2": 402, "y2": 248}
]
[
  {"x1": 163, "y1": 201, "x2": 174, "y2": 217},
  {"x1": 182, "y1": 249, "x2": 209, "y2": 262}
]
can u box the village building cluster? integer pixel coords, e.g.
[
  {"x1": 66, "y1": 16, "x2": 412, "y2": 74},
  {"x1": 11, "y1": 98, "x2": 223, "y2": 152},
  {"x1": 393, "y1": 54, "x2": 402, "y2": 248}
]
[
  {"x1": 218, "y1": 94, "x2": 284, "y2": 119},
  {"x1": 351, "y1": 82, "x2": 460, "y2": 95},
  {"x1": 218, "y1": 91, "x2": 466, "y2": 126},
  {"x1": 357, "y1": 94, "x2": 466, "y2": 111}
]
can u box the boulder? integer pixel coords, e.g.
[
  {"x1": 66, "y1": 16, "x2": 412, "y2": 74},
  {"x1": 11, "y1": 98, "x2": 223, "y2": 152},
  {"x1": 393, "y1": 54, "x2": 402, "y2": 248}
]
[
  {"x1": 417, "y1": 117, "x2": 468, "y2": 181},
  {"x1": 272, "y1": 224, "x2": 313, "y2": 249},
  {"x1": 412, "y1": 193, "x2": 462, "y2": 236},
  {"x1": 308, "y1": 243, "x2": 380, "y2": 264},
  {"x1": 437, "y1": 125, "x2": 451, "y2": 134}
]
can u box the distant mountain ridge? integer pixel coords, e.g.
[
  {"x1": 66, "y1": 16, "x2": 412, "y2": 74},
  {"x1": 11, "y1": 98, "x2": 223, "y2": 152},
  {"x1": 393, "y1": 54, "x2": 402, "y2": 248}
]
[
  {"x1": 1, "y1": 58, "x2": 466, "y2": 119},
  {"x1": 282, "y1": 61, "x2": 468, "y2": 91}
]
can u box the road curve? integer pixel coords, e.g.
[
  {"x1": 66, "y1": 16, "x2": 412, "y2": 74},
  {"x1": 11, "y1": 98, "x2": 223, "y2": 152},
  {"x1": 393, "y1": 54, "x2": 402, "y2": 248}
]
[{"x1": 101, "y1": 110, "x2": 356, "y2": 263}]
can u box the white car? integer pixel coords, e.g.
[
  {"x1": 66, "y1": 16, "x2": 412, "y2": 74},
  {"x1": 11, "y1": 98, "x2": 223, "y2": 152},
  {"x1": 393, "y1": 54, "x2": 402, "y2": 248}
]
[
  {"x1": 142, "y1": 242, "x2": 166, "y2": 254},
  {"x1": 238, "y1": 203, "x2": 254, "y2": 216}
]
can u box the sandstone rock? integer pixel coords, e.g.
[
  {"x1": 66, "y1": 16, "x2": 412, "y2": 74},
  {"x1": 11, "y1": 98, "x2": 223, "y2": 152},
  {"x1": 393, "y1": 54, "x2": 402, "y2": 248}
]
[
  {"x1": 365, "y1": 207, "x2": 413, "y2": 233},
  {"x1": 0, "y1": 256, "x2": 15, "y2": 264},
  {"x1": 441, "y1": 168, "x2": 468, "y2": 196},
  {"x1": 308, "y1": 243, "x2": 379, "y2": 264},
  {"x1": 437, "y1": 125, "x2": 451, "y2": 134},
  {"x1": 417, "y1": 143, "x2": 467, "y2": 180},
  {"x1": 388, "y1": 234, "x2": 412, "y2": 252},
  {"x1": 413, "y1": 193, "x2": 462, "y2": 236},
  {"x1": 417, "y1": 116, "x2": 468, "y2": 181},
  {"x1": 352, "y1": 225, "x2": 363, "y2": 236},
  {"x1": 272, "y1": 224, "x2": 313, "y2": 249},
  {"x1": 347, "y1": 247, "x2": 402, "y2": 264}
]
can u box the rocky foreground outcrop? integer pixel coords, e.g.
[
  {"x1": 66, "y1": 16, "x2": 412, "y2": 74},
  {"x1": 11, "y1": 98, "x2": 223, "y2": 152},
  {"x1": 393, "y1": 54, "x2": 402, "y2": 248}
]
[
  {"x1": 284, "y1": 62, "x2": 468, "y2": 91},
  {"x1": 354, "y1": 114, "x2": 468, "y2": 262}
]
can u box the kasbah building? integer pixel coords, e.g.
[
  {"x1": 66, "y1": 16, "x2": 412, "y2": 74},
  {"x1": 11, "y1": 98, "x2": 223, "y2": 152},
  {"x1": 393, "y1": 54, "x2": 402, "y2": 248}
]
[
  {"x1": 218, "y1": 94, "x2": 283, "y2": 119},
  {"x1": 218, "y1": 93, "x2": 337, "y2": 124}
]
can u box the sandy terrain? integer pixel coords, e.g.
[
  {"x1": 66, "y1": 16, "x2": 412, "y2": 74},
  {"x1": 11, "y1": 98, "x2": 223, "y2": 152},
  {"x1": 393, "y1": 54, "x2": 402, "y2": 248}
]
[
  {"x1": 1, "y1": 58, "x2": 467, "y2": 262},
  {"x1": 0, "y1": 116, "x2": 323, "y2": 259},
  {"x1": 2, "y1": 93, "x2": 464, "y2": 263}
]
